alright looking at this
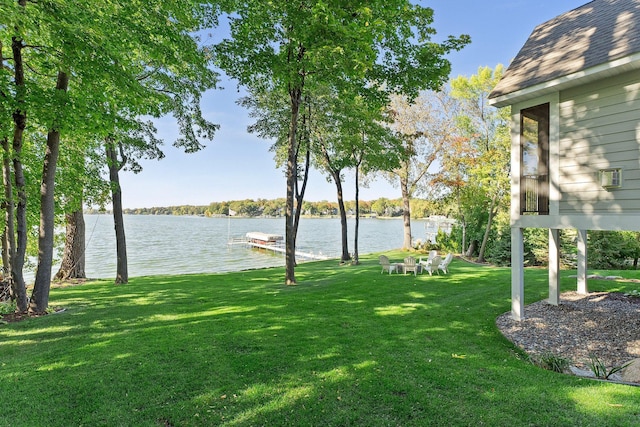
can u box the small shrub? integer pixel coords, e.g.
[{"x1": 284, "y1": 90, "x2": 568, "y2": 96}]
[
  {"x1": 588, "y1": 354, "x2": 631, "y2": 379},
  {"x1": 0, "y1": 301, "x2": 16, "y2": 315},
  {"x1": 624, "y1": 289, "x2": 640, "y2": 298},
  {"x1": 436, "y1": 227, "x2": 459, "y2": 254},
  {"x1": 533, "y1": 351, "x2": 570, "y2": 373},
  {"x1": 485, "y1": 225, "x2": 511, "y2": 266}
]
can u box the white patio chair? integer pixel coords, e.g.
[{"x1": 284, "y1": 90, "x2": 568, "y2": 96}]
[
  {"x1": 424, "y1": 255, "x2": 441, "y2": 276},
  {"x1": 438, "y1": 253, "x2": 454, "y2": 274},
  {"x1": 403, "y1": 256, "x2": 419, "y2": 276},
  {"x1": 379, "y1": 255, "x2": 398, "y2": 274}
]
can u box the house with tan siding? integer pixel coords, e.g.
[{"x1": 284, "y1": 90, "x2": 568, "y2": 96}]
[{"x1": 489, "y1": 0, "x2": 640, "y2": 320}]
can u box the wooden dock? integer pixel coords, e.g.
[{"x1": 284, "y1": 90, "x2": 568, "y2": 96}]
[{"x1": 228, "y1": 232, "x2": 333, "y2": 261}]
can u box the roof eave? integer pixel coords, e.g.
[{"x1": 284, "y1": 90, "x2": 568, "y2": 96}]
[{"x1": 489, "y1": 52, "x2": 640, "y2": 108}]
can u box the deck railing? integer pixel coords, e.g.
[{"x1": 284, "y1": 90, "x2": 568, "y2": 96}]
[{"x1": 521, "y1": 175, "x2": 549, "y2": 215}]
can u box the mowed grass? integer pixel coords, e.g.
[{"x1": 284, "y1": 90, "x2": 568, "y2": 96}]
[{"x1": 1, "y1": 252, "x2": 639, "y2": 426}]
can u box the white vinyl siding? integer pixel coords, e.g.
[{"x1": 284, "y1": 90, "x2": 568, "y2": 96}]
[{"x1": 558, "y1": 69, "x2": 640, "y2": 214}]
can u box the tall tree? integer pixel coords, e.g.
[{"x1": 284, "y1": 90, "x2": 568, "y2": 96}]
[
  {"x1": 386, "y1": 91, "x2": 459, "y2": 249},
  {"x1": 0, "y1": 40, "x2": 21, "y2": 303},
  {"x1": 106, "y1": 138, "x2": 129, "y2": 284},
  {"x1": 93, "y1": 3, "x2": 219, "y2": 285},
  {"x1": 310, "y1": 90, "x2": 356, "y2": 263},
  {"x1": 3, "y1": 0, "x2": 31, "y2": 312},
  {"x1": 313, "y1": 91, "x2": 396, "y2": 265},
  {"x1": 450, "y1": 65, "x2": 509, "y2": 262},
  {"x1": 239, "y1": 84, "x2": 313, "y2": 266},
  {"x1": 30, "y1": 71, "x2": 69, "y2": 313},
  {"x1": 216, "y1": 1, "x2": 469, "y2": 283},
  {"x1": 433, "y1": 133, "x2": 476, "y2": 254},
  {"x1": 244, "y1": 84, "x2": 397, "y2": 266},
  {"x1": 349, "y1": 99, "x2": 396, "y2": 264}
]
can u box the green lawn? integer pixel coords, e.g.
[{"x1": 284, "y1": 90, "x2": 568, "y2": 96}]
[{"x1": 1, "y1": 253, "x2": 639, "y2": 426}]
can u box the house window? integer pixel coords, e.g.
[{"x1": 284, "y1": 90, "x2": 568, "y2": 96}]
[{"x1": 520, "y1": 103, "x2": 549, "y2": 215}]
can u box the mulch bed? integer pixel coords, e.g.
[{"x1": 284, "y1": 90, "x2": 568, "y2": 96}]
[
  {"x1": 497, "y1": 291, "x2": 640, "y2": 370},
  {"x1": 1, "y1": 307, "x2": 66, "y2": 323},
  {"x1": 1, "y1": 277, "x2": 90, "y2": 324},
  {"x1": 2, "y1": 311, "x2": 43, "y2": 323}
]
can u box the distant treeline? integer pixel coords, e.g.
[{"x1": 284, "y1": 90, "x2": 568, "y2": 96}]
[{"x1": 86, "y1": 197, "x2": 444, "y2": 219}]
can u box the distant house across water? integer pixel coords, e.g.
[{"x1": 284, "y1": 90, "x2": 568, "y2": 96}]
[{"x1": 424, "y1": 216, "x2": 456, "y2": 244}]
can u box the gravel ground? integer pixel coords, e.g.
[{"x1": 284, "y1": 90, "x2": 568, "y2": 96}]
[{"x1": 496, "y1": 291, "x2": 640, "y2": 373}]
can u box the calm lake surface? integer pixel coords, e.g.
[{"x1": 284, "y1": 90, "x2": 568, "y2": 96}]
[{"x1": 75, "y1": 214, "x2": 428, "y2": 279}]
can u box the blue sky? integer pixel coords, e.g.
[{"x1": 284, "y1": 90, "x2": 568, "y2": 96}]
[{"x1": 119, "y1": 0, "x2": 588, "y2": 209}]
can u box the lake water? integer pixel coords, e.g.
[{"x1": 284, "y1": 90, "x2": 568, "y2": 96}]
[{"x1": 74, "y1": 214, "x2": 428, "y2": 279}]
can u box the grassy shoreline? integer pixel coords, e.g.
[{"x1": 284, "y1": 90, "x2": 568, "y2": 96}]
[{"x1": 1, "y1": 252, "x2": 638, "y2": 426}]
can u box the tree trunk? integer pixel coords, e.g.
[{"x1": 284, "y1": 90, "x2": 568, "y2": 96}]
[
  {"x1": 55, "y1": 208, "x2": 86, "y2": 280},
  {"x1": 352, "y1": 158, "x2": 361, "y2": 265},
  {"x1": 456, "y1": 187, "x2": 466, "y2": 257},
  {"x1": 319, "y1": 134, "x2": 350, "y2": 263},
  {"x1": 285, "y1": 86, "x2": 302, "y2": 285},
  {"x1": 292, "y1": 146, "x2": 310, "y2": 266},
  {"x1": 0, "y1": 47, "x2": 10, "y2": 282},
  {"x1": 1, "y1": 231, "x2": 8, "y2": 279},
  {"x1": 10, "y1": 34, "x2": 28, "y2": 313},
  {"x1": 331, "y1": 168, "x2": 350, "y2": 263},
  {"x1": 106, "y1": 140, "x2": 128, "y2": 284},
  {"x1": 477, "y1": 192, "x2": 499, "y2": 263},
  {"x1": 2, "y1": 136, "x2": 19, "y2": 302},
  {"x1": 31, "y1": 71, "x2": 69, "y2": 313},
  {"x1": 461, "y1": 218, "x2": 467, "y2": 257},
  {"x1": 466, "y1": 239, "x2": 478, "y2": 258},
  {"x1": 401, "y1": 177, "x2": 412, "y2": 250}
]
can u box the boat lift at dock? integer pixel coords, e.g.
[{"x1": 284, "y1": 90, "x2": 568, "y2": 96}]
[{"x1": 228, "y1": 232, "x2": 332, "y2": 261}]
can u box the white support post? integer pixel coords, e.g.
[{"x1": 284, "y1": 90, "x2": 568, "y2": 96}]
[
  {"x1": 511, "y1": 227, "x2": 525, "y2": 321},
  {"x1": 548, "y1": 229, "x2": 560, "y2": 305},
  {"x1": 577, "y1": 229, "x2": 588, "y2": 294}
]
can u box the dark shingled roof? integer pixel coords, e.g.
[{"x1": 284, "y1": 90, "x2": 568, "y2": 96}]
[{"x1": 490, "y1": 0, "x2": 640, "y2": 99}]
